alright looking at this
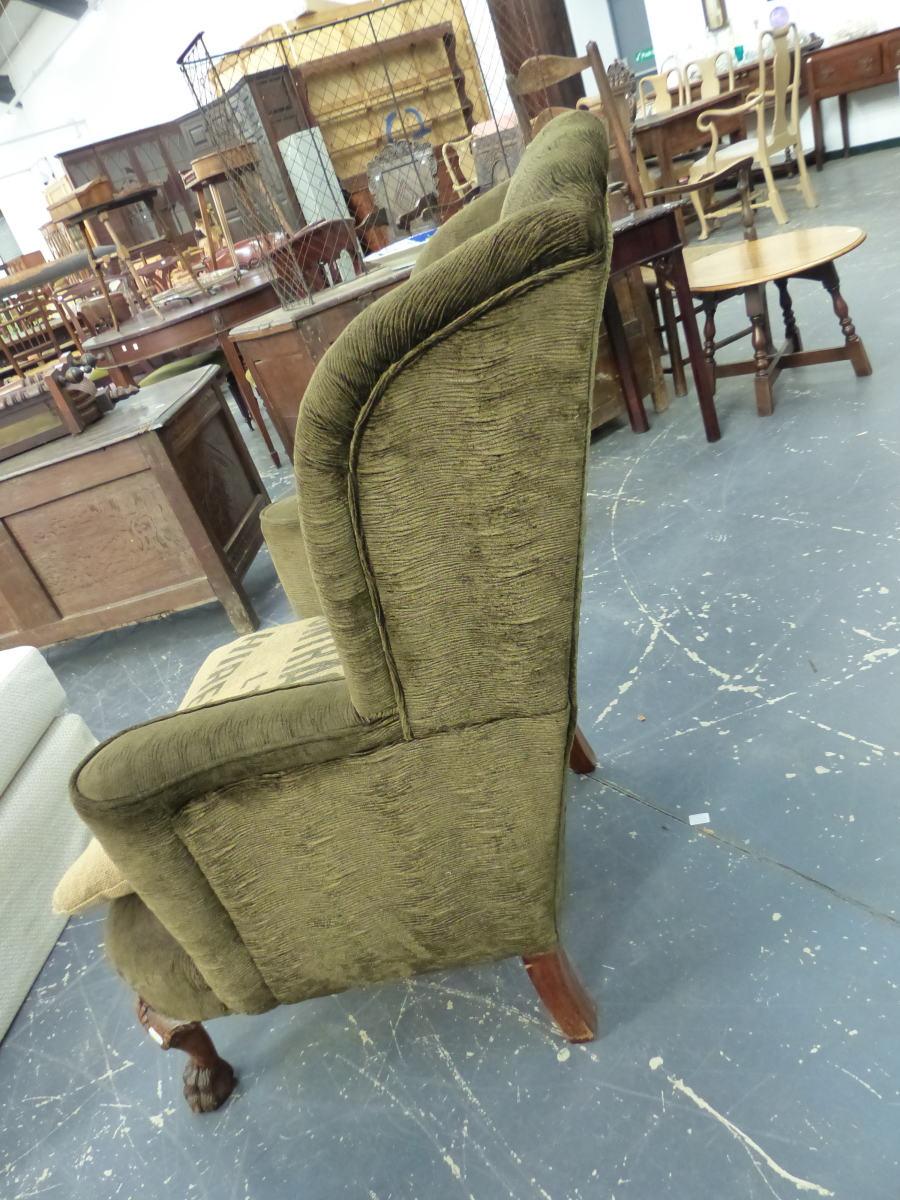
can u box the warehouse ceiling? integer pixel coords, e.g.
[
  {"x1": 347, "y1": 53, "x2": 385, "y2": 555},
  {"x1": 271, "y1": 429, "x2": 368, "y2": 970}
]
[{"x1": 0, "y1": 0, "x2": 88, "y2": 101}]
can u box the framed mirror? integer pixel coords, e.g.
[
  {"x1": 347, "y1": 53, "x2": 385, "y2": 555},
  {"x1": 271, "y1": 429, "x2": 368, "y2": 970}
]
[{"x1": 703, "y1": 0, "x2": 728, "y2": 30}]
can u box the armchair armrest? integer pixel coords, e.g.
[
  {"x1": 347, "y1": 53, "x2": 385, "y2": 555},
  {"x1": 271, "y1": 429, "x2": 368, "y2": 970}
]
[{"x1": 644, "y1": 155, "x2": 754, "y2": 199}]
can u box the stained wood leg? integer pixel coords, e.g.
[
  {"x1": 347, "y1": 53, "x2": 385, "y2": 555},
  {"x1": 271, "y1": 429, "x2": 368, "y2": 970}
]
[
  {"x1": 522, "y1": 949, "x2": 597, "y2": 1043},
  {"x1": 603, "y1": 287, "x2": 649, "y2": 434},
  {"x1": 839, "y1": 93, "x2": 850, "y2": 159},
  {"x1": 702, "y1": 298, "x2": 718, "y2": 391},
  {"x1": 820, "y1": 262, "x2": 872, "y2": 377},
  {"x1": 218, "y1": 333, "x2": 282, "y2": 468},
  {"x1": 746, "y1": 285, "x2": 774, "y2": 417},
  {"x1": 775, "y1": 279, "x2": 802, "y2": 352},
  {"x1": 664, "y1": 252, "x2": 721, "y2": 442},
  {"x1": 137, "y1": 997, "x2": 236, "y2": 1113},
  {"x1": 656, "y1": 280, "x2": 687, "y2": 397},
  {"x1": 569, "y1": 725, "x2": 597, "y2": 774}
]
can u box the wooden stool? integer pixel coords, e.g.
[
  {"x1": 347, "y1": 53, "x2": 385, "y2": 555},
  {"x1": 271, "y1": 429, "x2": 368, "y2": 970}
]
[{"x1": 688, "y1": 226, "x2": 871, "y2": 415}]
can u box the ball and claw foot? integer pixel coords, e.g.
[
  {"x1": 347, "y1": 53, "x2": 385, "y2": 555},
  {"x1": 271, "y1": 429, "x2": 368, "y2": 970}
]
[{"x1": 137, "y1": 997, "x2": 236, "y2": 1114}]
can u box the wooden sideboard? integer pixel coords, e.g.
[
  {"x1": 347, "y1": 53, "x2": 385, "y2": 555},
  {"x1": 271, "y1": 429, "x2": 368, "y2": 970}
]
[
  {"x1": 803, "y1": 27, "x2": 900, "y2": 169},
  {"x1": 0, "y1": 367, "x2": 268, "y2": 649}
]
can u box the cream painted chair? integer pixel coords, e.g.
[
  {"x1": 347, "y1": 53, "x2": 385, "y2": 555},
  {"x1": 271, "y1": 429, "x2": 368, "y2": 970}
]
[
  {"x1": 687, "y1": 24, "x2": 817, "y2": 239},
  {"x1": 683, "y1": 49, "x2": 735, "y2": 99},
  {"x1": 636, "y1": 61, "x2": 685, "y2": 117}
]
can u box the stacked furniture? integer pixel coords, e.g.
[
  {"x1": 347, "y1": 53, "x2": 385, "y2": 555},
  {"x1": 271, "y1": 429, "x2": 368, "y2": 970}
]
[{"x1": 0, "y1": 646, "x2": 94, "y2": 1040}]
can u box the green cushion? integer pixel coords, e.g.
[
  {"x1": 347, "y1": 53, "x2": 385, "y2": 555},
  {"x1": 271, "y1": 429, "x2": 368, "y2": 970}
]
[
  {"x1": 259, "y1": 492, "x2": 323, "y2": 618},
  {"x1": 138, "y1": 347, "x2": 227, "y2": 388}
]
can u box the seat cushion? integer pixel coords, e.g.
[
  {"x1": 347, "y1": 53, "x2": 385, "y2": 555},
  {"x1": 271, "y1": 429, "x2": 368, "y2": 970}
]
[
  {"x1": 0, "y1": 714, "x2": 95, "y2": 1040},
  {"x1": 0, "y1": 647, "x2": 65, "y2": 795},
  {"x1": 260, "y1": 493, "x2": 323, "y2": 619},
  {"x1": 138, "y1": 348, "x2": 226, "y2": 389},
  {"x1": 178, "y1": 616, "x2": 343, "y2": 709}
]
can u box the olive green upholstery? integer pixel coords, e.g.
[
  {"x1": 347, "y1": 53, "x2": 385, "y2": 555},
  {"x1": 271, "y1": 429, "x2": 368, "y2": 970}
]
[
  {"x1": 259, "y1": 494, "x2": 323, "y2": 618},
  {"x1": 138, "y1": 347, "x2": 227, "y2": 389},
  {"x1": 69, "y1": 110, "x2": 612, "y2": 1023}
]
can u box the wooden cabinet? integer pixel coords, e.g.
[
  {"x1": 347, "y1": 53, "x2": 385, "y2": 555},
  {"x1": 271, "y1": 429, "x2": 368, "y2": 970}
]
[
  {"x1": 0, "y1": 368, "x2": 267, "y2": 648},
  {"x1": 803, "y1": 27, "x2": 900, "y2": 169},
  {"x1": 230, "y1": 265, "x2": 409, "y2": 455}
]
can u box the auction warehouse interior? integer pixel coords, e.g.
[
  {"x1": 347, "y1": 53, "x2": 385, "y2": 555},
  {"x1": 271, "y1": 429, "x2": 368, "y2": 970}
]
[{"x1": 0, "y1": 0, "x2": 898, "y2": 1193}]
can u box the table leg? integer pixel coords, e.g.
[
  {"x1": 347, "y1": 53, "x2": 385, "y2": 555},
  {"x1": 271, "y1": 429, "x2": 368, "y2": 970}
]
[
  {"x1": 839, "y1": 93, "x2": 850, "y2": 158},
  {"x1": 603, "y1": 286, "x2": 649, "y2": 434},
  {"x1": 218, "y1": 333, "x2": 282, "y2": 468},
  {"x1": 663, "y1": 250, "x2": 721, "y2": 443},
  {"x1": 106, "y1": 362, "x2": 136, "y2": 389},
  {"x1": 818, "y1": 261, "x2": 872, "y2": 377}
]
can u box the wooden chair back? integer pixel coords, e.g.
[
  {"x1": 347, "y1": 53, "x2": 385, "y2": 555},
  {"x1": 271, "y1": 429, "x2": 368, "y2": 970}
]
[
  {"x1": 506, "y1": 43, "x2": 645, "y2": 208},
  {"x1": 757, "y1": 24, "x2": 802, "y2": 152},
  {"x1": 636, "y1": 65, "x2": 685, "y2": 116},
  {"x1": 441, "y1": 135, "x2": 476, "y2": 199},
  {"x1": 684, "y1": 51, "x2": 735, "y2": 99},
  {"x1": 0, "y1": 295, "x2": 61, "y2": 378}
]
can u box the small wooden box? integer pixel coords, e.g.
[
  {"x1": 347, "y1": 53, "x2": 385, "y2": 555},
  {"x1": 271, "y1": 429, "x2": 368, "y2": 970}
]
[{"x1": 46, "y1": 177, "x2": 114, "y2": 221}]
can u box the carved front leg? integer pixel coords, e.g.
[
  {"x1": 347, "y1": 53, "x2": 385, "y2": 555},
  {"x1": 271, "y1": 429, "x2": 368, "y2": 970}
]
[{"x1": 137, "y1": 997, "x2": 236, "y2": 1113}]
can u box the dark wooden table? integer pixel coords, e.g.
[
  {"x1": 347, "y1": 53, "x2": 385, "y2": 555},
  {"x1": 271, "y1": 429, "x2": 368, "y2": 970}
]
[
  {"x1": 634, "y1": 90, "x2": 748, "y2": 190},
  {"x1": 83, "y1": 270, "x2": 282, "y2": 464},
  {"x1": 0, "y1": 366, "x2": 268, "y2": 649},
  {"x1": 607, "y1": 204, "x2": 720, "y2": 442},
  {"x1": 803, "y1": 28, "x2": 900, "y2": 170}
]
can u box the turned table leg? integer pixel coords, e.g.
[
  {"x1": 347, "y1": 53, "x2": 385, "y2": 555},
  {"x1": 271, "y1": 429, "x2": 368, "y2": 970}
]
[
  {"x1": 522, "y1": 949, "x2": 597, "y2": 1042},
  {"x1": 775, "y1": 278, "x2": 802, "y2": 352},
  {"x1": 745, "y1": 285, "x2": 775, "y2": 416},
  {"x1": 137, "y1": 997, "x2": 236, "y2": 1113},
  {"x1": 820, "y1": 261, "x2": 872, "y2": 377}
]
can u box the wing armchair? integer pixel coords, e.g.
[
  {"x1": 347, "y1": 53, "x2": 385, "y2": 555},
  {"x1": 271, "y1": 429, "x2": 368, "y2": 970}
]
[{"x1": 68, "y1": 110, "x2": 613, "y2": 1113}]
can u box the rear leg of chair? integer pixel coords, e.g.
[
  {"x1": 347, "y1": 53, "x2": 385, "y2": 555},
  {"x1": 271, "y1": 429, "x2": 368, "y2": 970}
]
[
  {"x1": 760, "y1": 160, "x2": 788, "y2": 224},
  {"x1": 569, "y1": 725, "x2": 597, "y2": 773},
  {"x1": 137, "y1": 997, "x2": 236, "y2": 1113},
  {"x1": 522, "y1": 949, "x2": 597, "y2": 1042},
  {"x1": 689, "y1": 187, "x2": 710, "y2": 240},
  {"x1": 796, "y1": 146, "x2": 818, "y2": 208}
]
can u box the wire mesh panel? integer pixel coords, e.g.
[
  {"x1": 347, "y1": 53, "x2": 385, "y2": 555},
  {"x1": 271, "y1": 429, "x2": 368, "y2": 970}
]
[{"x1": 177, "y1": 0, "x2": 629, "y2": 309}]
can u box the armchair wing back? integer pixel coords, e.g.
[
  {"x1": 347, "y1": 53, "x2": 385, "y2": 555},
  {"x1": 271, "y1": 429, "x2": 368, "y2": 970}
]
[{"x1": 69, "y1": 111, "x2": 612, "y2": 1041}]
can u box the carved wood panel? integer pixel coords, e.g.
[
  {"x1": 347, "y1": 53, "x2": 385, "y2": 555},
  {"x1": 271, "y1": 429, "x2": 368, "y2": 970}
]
[{"x1": 6, "y1": 472, "x2": 202, "y2": 618}]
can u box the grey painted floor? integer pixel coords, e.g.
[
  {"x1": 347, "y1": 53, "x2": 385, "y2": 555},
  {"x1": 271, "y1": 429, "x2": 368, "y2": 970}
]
[{"x1": 3, "y1": 149, "x2": 900, "y2": 1199}]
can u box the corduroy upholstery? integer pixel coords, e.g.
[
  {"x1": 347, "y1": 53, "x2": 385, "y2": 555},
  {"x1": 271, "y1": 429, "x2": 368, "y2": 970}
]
[
  {"x1": 69, "y1": 110, "x2": 612, "y2": 1024},
  {"x1": 259, "y1": 494, "x2": 323, "y2": 618}
]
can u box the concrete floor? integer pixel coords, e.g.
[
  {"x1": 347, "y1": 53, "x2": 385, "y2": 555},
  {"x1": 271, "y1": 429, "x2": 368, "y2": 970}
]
[{"x1": 2, "y1": 149, "x2": 900, "y2": 1199}]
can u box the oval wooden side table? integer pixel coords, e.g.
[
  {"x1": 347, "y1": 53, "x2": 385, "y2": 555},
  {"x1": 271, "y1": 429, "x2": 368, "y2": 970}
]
[{"x1": 688, "y1": 225, "x2": 872, "y2": 416}]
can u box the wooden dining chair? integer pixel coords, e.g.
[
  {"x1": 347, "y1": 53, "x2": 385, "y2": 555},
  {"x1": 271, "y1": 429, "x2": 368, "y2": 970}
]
[
  {"x1": 506, "y1": 43, "x2": 645, "y2": 210},
  {"x1": 683, "y1": 50, "x2": 735, "y2": 100},
  {"x1": 637, "y1": 63, "x2": 686, "y2": 117},
  {"x1": 686, "y1": 24, "x2": 817, "y2": 238}
]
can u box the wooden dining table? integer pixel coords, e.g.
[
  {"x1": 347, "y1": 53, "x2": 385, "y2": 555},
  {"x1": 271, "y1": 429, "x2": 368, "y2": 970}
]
[
  {"x1": 634, "y1": 89, "x2": 748, "y2": 190},
  {"x1": 82, "y1": 270, "x2": 282, "y2": 465}
]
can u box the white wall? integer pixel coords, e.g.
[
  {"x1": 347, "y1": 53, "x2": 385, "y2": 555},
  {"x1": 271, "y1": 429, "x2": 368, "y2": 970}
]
[
  {"x1": 642, "y1": 0, "x2": 900, "y2": 156},
  {"x1": 0, "y1": 0, "x2": 306, "y2": 253}
]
